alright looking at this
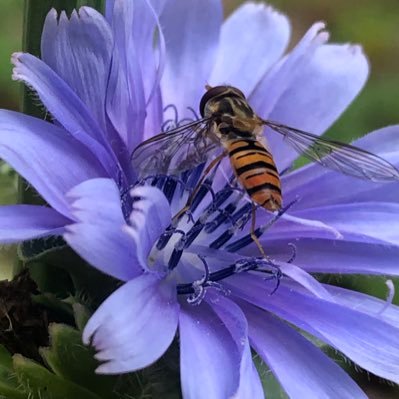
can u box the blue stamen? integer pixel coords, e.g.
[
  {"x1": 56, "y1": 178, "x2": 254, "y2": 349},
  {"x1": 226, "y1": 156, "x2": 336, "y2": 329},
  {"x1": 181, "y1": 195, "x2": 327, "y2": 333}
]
[
  {"x1": 190, "y1": 178, "x2": 215, "y2": 213},
  {"x1": 186, "y1": 106, "x2": 200, "y2": 121},
  {"x1": 163, "y1": 178, "x2": 177, "y2": 203},
  {"x1": 176, "y1": 257, "x2": 282, "y2": 299},
  {"x1": 224, "y1": 227, "x2": 262, "y2": 252},
  {"x1": 231, "y1": 202, "x2": 252, "y2": 224},
  {"x1": 205, "y1": 203, "x2": 237, "y2": 233},
  {"x1": 183, "y1": 220, "x2": 206, "y2": 248},
  {"x1": 286, "y1": 243, "x2": 297, "y2": 264},
  {"x1": 183, "y1": 164, "x2": 205, "y2": 191},
  {"x1": 168, "y1": 248, "x2": 183, "y2": 270},
  {"x1": 162, "y1": 104, "x2": 179, "y2": 131},
  {"x1": 209, "y1": 227, "x2": 236, "y2": 249},
  {"x1": 210, "y1": 185, "x2": 235, "y2": 208},
  {"x1": 186, "y1": 255, "x2": 210, "y2": 305},
  {"x1": 157, "y1": 228, "x2": 185, "y2": 251},
  {"x1": 225, "y1": 200, "x2": 298, "y2": 252}
]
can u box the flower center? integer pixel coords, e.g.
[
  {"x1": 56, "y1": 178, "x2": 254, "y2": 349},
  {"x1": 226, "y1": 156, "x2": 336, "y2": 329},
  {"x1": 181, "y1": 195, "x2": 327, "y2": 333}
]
[
  {"x1": 135, "y1": 105, "x2": 298, "y2": 304},
  {"x1": 138, "y1": 169, "x2": 296, "y2": 305}
]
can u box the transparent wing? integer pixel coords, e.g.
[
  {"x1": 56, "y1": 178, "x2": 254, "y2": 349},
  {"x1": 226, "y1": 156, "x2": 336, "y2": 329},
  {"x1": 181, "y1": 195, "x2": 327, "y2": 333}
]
[
  {"x1": 265, "y1": 120, "x2": 399, "y2": 181},
  {"x1": 131, "y1": 118, "x2": 222, "y2": 178}
]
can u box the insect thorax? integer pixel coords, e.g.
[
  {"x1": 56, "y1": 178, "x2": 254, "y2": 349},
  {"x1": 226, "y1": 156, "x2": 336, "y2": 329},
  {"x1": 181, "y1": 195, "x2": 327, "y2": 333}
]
[
  {"x1": 200, "y1": 85, "x2": 261, "y2": 141},
  {"x1": 210, "y1": 98, "x2": 259, "y2": 140}
]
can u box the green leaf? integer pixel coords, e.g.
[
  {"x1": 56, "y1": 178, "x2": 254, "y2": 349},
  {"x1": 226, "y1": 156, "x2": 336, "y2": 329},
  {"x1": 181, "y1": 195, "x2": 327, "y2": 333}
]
[
  {"x1": 73, "y1": 303, "x2": 91, "y2": 331},
  {"x1": 142, "y1": 340, "x2": 182, "y2": 399},
  {"x1": 25, "y1": 246, "x2": 119, "y2": 307},
  {"x1": 32, "y1": 293, "x2": 75, "y2": 324},
  {"x1": 40, "y1": 324, "x2": 120, "y2": 397},
  {"x1": 19, "y1": 236, "x2": 67, "y2": 262},
  {"x1": 253, "y1": 354, "x2": 287, "y2": 399},
  {"x1": 0, "y1": 345, "x2": 26, "y2": 399},
  {"x1": 13, "y1": 354, "x2": 102, "y2": 399},
  {"x1": 28, "y1": 260, "x2": 73, "y2": 297}
]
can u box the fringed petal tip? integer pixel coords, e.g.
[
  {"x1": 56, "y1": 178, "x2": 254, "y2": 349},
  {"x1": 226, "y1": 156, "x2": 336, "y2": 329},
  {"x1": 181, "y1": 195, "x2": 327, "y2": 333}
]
[
  {"x1": 11, "y1": 52, "x2": 23, "y2": 81},
  {"x1": 83, "y1": 275, "x2": 179, "y2": 374},
  {"x1": 210, "y1": 1, "x2": 291, "y2": 95}
]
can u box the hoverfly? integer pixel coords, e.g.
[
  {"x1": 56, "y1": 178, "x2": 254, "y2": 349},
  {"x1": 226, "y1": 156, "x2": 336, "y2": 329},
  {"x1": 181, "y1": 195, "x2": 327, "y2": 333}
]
[{"x1": 131, "y1": 85, "x2": 399, "y2": 254}]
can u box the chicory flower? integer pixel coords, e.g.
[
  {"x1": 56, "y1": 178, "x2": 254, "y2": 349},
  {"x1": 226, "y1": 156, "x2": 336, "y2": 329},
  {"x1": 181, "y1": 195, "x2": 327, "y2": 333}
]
[{"x1": 1, "y1": 1, "x2": 399, "y2": 398}]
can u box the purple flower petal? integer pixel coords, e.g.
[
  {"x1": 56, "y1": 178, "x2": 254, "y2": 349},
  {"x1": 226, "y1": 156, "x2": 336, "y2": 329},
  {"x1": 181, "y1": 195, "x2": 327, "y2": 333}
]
[
  {"x1": 0, "y1": 205, "x2": 70, "y2": 243},
  {"x1": 278, "y1": 261, "x2": 334, "y2": 299},
  {"x1": 255, "y1": 210, "x2": 344, "y2": 241},
  {"x1": 64, "y1": 178, "x2": 143, "y2": 281},
  {"x1": 206, "y1": 293, "x2": 264, "y2": 398},
  {"x1": 283, "y1": 126, "x2": 399, "y2": 209},
  {"x1": 242, "y1": 302, "x2": 367, "y2": 399},
  {"x1": 209, "y1": 2, "x2": 290, "y2": 96},
  {"x1": 128, "y1": 0, "x2": 166, "y2": 103},
  {"x1": 160, "y1": 0, "x2": 222, "y2": 118},
  {"x1": 251, "y1": 22, "x2": 327, "y2": 118},
  {"x1": 11, "y1": 52, "x2": 118, "y2": 177},
  {"x1": 261, "y1": 43, "x2": 368, "y2": 170},
  {"x1": 179, "y1": 293, "x2": 262, "y2": 399},
  {"x1": 83, "y1": 273, "x2": 179, "y2": 374},
  {"x1": 0, "y1": 110, "x2": 106, "y2": 217},
  {"x1": 136, "y1": 1, "x2": 166, "y2": 140},
  {"x1": 261, "y1": 237, "x2": 399, "y2": 275},
  {"x1": 325, "y1": 284, "x2": 399, "y2": 329},
  {"x1": 290, "y1": 202, "x2": 399, "y2": 245},
  {"x1": 124, "y1": 185, "x2": 172, "y2": 271},
  {"x1": 229, "y1": 274, "x2": 399, "y2": 383},
  {"x1": 41, "y1": 8, "x2": 113, "y2": 133},
  {"x1": 106, "y1": 0, "x2": 146, "y2": 151}
]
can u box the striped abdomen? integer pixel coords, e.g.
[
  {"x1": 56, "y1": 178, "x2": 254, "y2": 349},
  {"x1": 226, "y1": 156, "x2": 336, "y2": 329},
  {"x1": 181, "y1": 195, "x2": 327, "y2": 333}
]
[{"x1": 227, "y1": 139, "x2": 282, "y2": 211}]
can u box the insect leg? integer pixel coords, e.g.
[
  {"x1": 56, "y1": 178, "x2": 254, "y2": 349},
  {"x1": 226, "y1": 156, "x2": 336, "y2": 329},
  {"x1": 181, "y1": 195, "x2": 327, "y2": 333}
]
[
  {"x1": 173, "y1": 152, "x2": 227, "y2": 222},
  {"x1": 250, "y1": 202, "x2": 269, "y2": 258}
]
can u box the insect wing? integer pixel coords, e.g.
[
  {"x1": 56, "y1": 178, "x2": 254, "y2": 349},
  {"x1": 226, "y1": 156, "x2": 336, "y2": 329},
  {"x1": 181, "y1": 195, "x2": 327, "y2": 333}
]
[
  {"x1": 131, "y1": 118, "x2": 221, "y2": 178},
  {"x1": 265, "y1": 121, "x2": 399, "y2": 182}
]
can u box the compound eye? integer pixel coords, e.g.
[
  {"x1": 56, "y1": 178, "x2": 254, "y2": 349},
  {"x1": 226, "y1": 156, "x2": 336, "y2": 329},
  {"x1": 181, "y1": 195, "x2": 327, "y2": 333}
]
[{"x1": 199, "y1": 86, "x2": 229, "y2": 116}]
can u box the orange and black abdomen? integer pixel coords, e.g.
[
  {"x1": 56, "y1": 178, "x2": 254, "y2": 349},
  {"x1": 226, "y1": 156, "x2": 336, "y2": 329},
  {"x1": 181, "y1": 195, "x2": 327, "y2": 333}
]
[{"x1": 228, "y1": 139, "x2": 282, "y2": 211}]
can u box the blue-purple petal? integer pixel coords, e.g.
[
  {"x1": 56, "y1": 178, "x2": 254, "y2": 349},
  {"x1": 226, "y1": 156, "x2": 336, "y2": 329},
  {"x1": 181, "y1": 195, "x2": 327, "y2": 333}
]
[
  {"x1": 206, "y1": 293, "x2": 264, "y2": 399},
  {"x1": 83, "y1": 273, "x2": 179, "y2": 374},
  {"x1": 124, "y1": 185, "x2": 172, "y2": 271},
  {"x1": 105, "y1": 0, "x2": 146, "y2": 152},
  {"x1": 160, "y1": 0, "x2": 222, "y2": 118},
  {"x1": 241, "y1": 301, "x2": 367, "y2": 399},
  {"x1": 179, "y1": 303, "x2": 235, "y2": 399},
  {"x1": 260, "y1": 237, "x2": 399, "y2": 275},
  {"x1": 251, "y1": 22, "x2": 327, "y2": 118},
  {"x1": 228, "y1": 274, "x2": 399, "y2": 383},
  {"x1": 210, "y1": 2, "x2": 290, "y2": 96},
  {"x1": 41, "y1": 8, "x2": 113, "y2": 133},
  {"x1": 11, "y1": 52, "x2": 118, "y2": 177},
  {"x1": 0, "y1": 110, "x2": 106, "y2": 217},
  {"x1": 0, "y1": 205, "x2": 70, "y2": 243},
  {"x1": 289, "y1": 202, "x2": 399, "y2": 245},
  {"x1": 277, "y1": 261, "x2": 334, "y2": 299},
  {"x1": 255, "y1": 41, "x2": 368, "y2": 171},
  {"x1": 324, "y1": 284, "x2": 399, "y2": 329},
  {"x1": 64, "y1": 178, "x2": 142, "y2": 281}
]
